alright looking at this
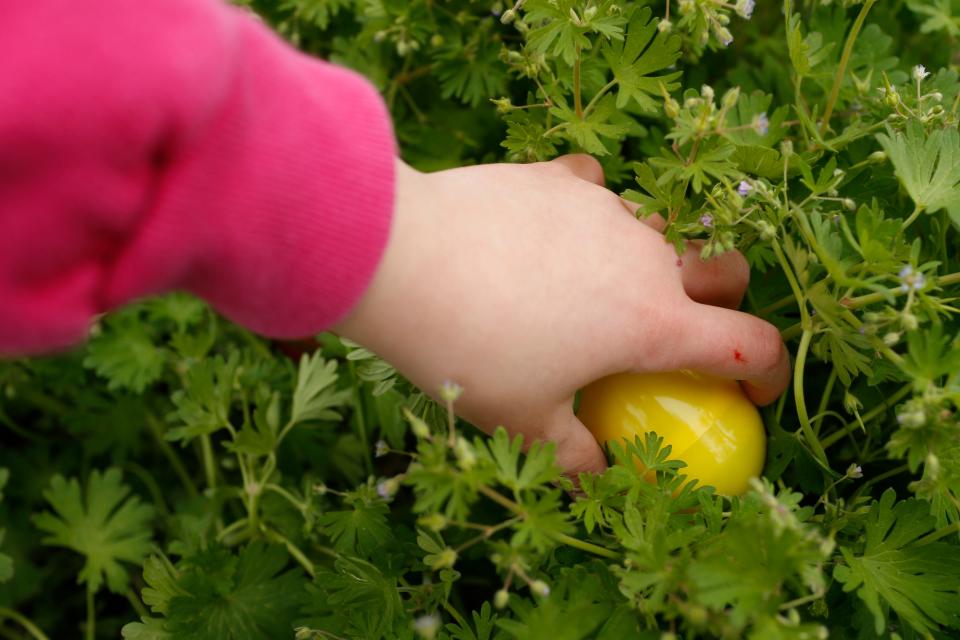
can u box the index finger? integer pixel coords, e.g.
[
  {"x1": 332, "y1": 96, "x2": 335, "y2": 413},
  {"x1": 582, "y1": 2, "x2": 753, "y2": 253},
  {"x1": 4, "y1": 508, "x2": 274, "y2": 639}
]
[{"x1": 667, "y1": 301, "x2": 791, "y2": 405}]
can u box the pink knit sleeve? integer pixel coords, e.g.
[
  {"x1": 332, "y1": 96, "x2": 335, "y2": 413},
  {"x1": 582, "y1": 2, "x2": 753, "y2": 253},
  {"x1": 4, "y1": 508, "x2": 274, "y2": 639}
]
[{"x1": 0, "y1": 0, "x2": 395, "y2": 355}]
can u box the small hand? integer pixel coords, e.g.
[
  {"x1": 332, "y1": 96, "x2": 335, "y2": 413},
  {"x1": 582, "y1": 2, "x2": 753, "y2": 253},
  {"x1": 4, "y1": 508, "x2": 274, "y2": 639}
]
[{"x1": 335, "y1": 155, "x2": 790, "y2": 476}]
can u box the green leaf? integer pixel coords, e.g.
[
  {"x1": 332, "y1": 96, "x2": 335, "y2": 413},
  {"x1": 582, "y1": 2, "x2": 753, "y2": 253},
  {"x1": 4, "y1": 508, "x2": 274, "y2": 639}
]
[
  {"x1": 834, "y1": 489, "x2": 960, "y2": 635},
  {"x1": 131, "y1": 543, "x2": 306, "y2": 640},
  {"x1": 33, "y1": 468, "x2": 154, "y2": 593},
  {"x1": 907, "y1": 0, "x2": 960, "y2": 37},
  {"x1": 320, "y1": 491, "x2": 392, "y2": 557},
  {"x1": 445, "y1": 601, "x2": 501, "y2": 640},
  {"x1": 291, "y1": 352, "x2": 349, "y2": 425},
  {"x1": 84, "y1": 316, "x2": 166, "y2": 393},
  {"x1": 305, "y1": 556, "x2": 404, "y2": 639},
  {"x1": 502, "y1": 110, "x2": 559, "y2": 162},
  {"x1": 651, "y1": 138, "x2": 737, "y2": 193},
  {"x1": 601, "y1": 7, "x2": 681, "y2": 111},
  {"x1": 166, "y1": 352, "x2": 239, "y2": 443},
  {"x1": 877, "y1": 122, "x2": 960, "y2": 223},
  {"x1": 121, "y1": 617, "x2": 171, "y2": 640},
  {"x1": 550, "y1": 95, "x2": 630, "y2": 155},
  {"x1": 482, "y1": 427, "x2": 561, "y2": 491}
]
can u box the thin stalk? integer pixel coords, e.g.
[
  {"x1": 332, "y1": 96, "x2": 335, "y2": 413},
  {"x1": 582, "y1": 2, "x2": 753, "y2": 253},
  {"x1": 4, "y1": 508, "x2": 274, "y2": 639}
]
[
  {"x1": 85, "y1": 586, "x2": 95, "y2": 640},
  {"x1": 348, "y1": 362, "x2": 374, "y2": 477},
  {"x1": 200, "y1": 435, "x2": 217, "y2": 492},
  {"x1": 573, "y1": 47, "x2": 583, "y2": 119},
  {"x1": 476, "y1": 486, "x2": 618, "y2": 559},
  {"x1": 440, "y1": 600, "x2": 469, "y2": 628},
  {"x1": 814, "y1": 368, "x2": 838, "y2": 436},
  {"x1": 0, "y1": 608, "x2": 50, "y2": 640},
  {"x1": 795, "y1": 329, "x2": 830, "y2": 466},
  {"x1": 145, "y1": 415, "x2": 198, "y2": 497},
  {"x1": 915, "y1": 521, "x2": 960, "y2": 546},
  {"x1": 900, "y1": 204, "x2": 924, "y2": 231},
  {"x1": 822, "y1": 383, "x2": 913, "y2": 449},
  {"x1": 582, "y1": 79, "x2": 617, "y2": 117},
  {"x1": 125, "y1": 589, "x2": 148, "y2": 619},
  {"x1": 819, "y1": 0, "x2": 876, "y2": 136},
  {"x1": 550, "y1": 531, "x2": 619, "y2": 559},
  {"x1": 261, "y1": 525, "x2": 316, "y2": 578}
]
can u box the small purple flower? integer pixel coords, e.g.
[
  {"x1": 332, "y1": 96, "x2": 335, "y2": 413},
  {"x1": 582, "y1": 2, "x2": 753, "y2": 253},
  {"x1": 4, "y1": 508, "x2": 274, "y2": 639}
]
[
  {"x1": 899, "y1": 265, "x2": 926, "y2": 292},
  {"x1": 738, "y1": 180, "x2": 752, "y2": 196},
  {"x1": 374, "y1": 440, "x2": 389, "y2": 458},
  {"x1": 754, "y1": 112, "x2": 770, "y2": 136},
  {"x1": 736, "y1": 0, "x2": 755, "y2": 19},
  {"x1": 700, "y1": 213, "x2": 714, "y2": 228}
]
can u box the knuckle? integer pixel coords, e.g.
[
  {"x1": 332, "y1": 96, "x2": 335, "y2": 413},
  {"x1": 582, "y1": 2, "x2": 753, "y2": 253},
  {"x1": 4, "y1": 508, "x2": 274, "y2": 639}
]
[{"x1": 753, "y1": 322, "x2": 785, "y2": 373}]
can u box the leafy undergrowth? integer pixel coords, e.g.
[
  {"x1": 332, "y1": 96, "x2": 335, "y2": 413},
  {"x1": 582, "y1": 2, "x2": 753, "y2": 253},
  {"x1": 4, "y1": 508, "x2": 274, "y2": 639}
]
[{"x1": 3, "y1": 0, "x2": 960, "y2": 638}]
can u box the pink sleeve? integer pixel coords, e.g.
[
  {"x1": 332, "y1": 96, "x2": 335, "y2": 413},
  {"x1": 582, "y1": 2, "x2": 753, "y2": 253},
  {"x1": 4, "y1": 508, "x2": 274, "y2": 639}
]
[{"x1": 0, "y1": 0, "x2": 395, "y2": 355}]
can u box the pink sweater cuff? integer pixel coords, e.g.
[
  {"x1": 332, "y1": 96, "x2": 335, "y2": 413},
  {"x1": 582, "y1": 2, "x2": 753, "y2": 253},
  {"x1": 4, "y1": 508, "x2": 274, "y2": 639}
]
[{"x1": 0, "y1": 0, "x2": 395, "y2": 354}]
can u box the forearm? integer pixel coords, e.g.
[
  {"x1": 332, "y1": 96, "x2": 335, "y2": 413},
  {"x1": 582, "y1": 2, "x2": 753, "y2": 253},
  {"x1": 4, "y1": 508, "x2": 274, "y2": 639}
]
[{"x1": 0, "y1": 0, "x2": 395, "y2": 355}]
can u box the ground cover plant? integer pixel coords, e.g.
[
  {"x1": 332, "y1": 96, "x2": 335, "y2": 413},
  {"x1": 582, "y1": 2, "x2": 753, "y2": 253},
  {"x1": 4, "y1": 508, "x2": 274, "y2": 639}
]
[{"x1": 2, "y1": 0, "x2": 960, "y2": 637}]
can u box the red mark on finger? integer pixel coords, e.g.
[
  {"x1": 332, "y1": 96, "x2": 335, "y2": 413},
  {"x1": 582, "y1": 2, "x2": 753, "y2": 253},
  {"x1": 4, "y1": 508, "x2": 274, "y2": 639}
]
[
  {"x1": 733, "y1": 349, "x2": 748, "y2": 364},
  {"x1": 676, "y1": 258, "x2": 684, "y2": 267}
]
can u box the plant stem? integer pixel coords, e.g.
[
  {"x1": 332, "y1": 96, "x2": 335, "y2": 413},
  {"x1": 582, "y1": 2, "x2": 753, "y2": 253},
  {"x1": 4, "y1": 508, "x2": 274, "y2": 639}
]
[
  {"x1": 348, "y1": 362, "x2": 374, "y2": 477},
  {"x1": 822, "y1": 383, "x2": 913, "y2": 449},
  {"x1": 200, "y1": 435, "x2": 217, "y2": 492},
  {"x1": 125, "y1": 589, "x2": 148, "y2": 619},
  {"x1": 476, "y1": 486, "x2": 617, "y2": 558},
  {"x1": 819, "y1": 0, "x2": 875, "y2": 136},
  {"x1": 814, "y1": 368, "x2": 838, "y2": 436},
  {"x1": 550, "y1": 531, "x2": 619, "y2": 559},
  {"x1": 0, "y1": 608, "x2": 50, "y2": 640},
  {"x1": 261, "y1": 525, "x2": 316, "y2": 578},
  {"x1": 900, "y1": 204, "x2": 924, "y2": 231},
  {"x1": 85, "y1": 586, "x2": 95, "y2": 640},
  {"x1": 145, "y1": 415, "x2": 198, "y2": 497},
  {"x1": 573, "y1": 47, "x2": 583, "y2": 119},
  {"x1": 795, "y1": 329, "x2": 830, "y2": 467},
  {"x1": 916, "y1": 521, "x2": 960, "y2": 546},
  {"x1": 582, "y1": 79, "x2": 617, "y2": 117}
]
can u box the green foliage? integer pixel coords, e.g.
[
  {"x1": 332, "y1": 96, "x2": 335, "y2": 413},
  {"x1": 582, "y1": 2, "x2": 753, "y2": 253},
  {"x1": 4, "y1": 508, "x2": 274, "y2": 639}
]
[
  {"x1": 33, "y1": 469, "x2": 154, "y2": 594},
  {"x1": 5, "y1": 0, "x2": 960, "y2": 638},
  {"x1": 834, "y1": 489, "x2": 960, "y2": 636}
]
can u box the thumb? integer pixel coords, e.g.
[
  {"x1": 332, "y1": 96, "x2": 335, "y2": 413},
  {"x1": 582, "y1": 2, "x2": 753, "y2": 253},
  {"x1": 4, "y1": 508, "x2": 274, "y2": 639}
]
[
  {"x1": 549, "y1": 153, "x2": 606, "y2": 186},
  {"x1": 545, "y1": 409, "x2": 608, "y2": 477}
]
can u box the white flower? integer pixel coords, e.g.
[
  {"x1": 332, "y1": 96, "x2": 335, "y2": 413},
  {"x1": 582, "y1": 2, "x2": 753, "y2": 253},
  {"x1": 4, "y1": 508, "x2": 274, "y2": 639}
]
[
  {"x1": 735, "y1": 0, "x2": 755, "y2": 19},
  {"x1": 413, "y1": 614, "x2": 441, "y2": 639},
  {"x1": 753, "y1": 112, "x2": 770, "y2": 135},
  {"x1": 899, "y1": 265, "x2": 926, "y2": 292},
  {"x1": 912, "y1": 64, "x2": 930, "y2": 82}
]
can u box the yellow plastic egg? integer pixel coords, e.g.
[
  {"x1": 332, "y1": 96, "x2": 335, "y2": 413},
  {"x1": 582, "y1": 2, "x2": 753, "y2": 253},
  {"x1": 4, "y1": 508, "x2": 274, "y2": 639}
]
[{"x1": 577, "y1": 370, "x2": 766, "y2": 495}]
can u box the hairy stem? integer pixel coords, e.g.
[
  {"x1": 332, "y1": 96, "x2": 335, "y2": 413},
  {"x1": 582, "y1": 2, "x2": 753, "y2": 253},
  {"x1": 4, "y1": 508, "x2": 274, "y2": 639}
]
[
  {"x1": 795, "y1": 329, "x2": 830, "y2": 466},
  {"x1": 573, "y1": 47, "x2": 583, "y2": 119},
  {"x1": 0, "y1": 608, "x2": 50, "y2": 640},
  {"x1": 819, "y1": 0, "x2": 875, "y2": 136}
]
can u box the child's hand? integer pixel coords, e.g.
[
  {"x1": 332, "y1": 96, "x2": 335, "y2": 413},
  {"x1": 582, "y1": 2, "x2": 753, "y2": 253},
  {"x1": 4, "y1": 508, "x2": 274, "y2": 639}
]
[{"x1": 335, "y1": 155, "x2": 790, "y2": 476}]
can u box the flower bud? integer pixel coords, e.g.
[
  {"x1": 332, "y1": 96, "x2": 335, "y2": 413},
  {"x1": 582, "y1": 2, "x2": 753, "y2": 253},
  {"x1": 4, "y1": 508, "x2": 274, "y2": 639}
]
[
  {"x1": 868, "y1": 150, "x2": 887, "y2": 163},
  {"x1": 902, "y1": 312, "x2": 918, "y2": 331},
  {"x1": 454, "y1": 436, "x2": 477, "y2": 470},
  {"x1": 664, "y1": 97, "x2": 680, "y2": 119},
  {"x1": 530, "y1": 580, "x2": 551, "y2": 597},
  {"x1": 500, "y1": 8, "x2": 516, "y2": 24},
  {"x1": 657, "y1": 18, "x2": 673, "y2": 33},
  {"x1": 843, "y1": 198, "x2": 856, "y2": 211},
  {"x1": 583, "y1": 5, "x2": 597, "y2": 20},
  {"x1": 846, "y1": 463, "x2": 863, "y2": 479},
  {"x1": 494, "y1": 589, "x2": 510, "y2": 609},
  {"x1": 722, "y1": 87, "x2": 741, "y2": 109},
  {"x1": 882, "y1": 331, "x2": 901, "y2": 346}
]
